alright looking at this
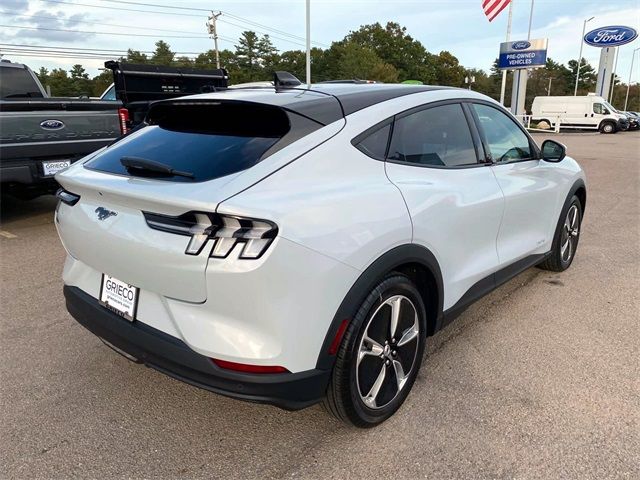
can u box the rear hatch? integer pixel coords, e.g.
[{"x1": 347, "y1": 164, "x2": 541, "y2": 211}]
[{"x1": 55, "y1": 93, "x2": 344, "y2": 302}]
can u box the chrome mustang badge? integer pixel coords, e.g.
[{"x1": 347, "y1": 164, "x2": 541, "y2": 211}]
[{"x1": 95, "y1": 207, "x2": 117, "y2": 221}]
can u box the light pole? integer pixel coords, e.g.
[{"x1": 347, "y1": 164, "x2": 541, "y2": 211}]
[
  {"x1": 624, "y1": 47, "x2": 640, "y2": 111},
  {"x1": 574, "y1": 16, "x2": 595, "y2": 96}
]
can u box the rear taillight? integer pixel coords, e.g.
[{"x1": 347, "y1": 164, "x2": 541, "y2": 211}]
[
  {"x1": 143, "y1": 211, "x2": 278, "y2": 259},
  {"x1": 211, "y1": 358, "x2": 289, "y2": 374},
  {"x1": 118, "y1": 107, "x2": 130, "y2": 135}
]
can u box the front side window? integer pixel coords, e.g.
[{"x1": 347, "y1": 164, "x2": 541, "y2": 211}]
[
  {"x1": 593, "y1": 103, "x2": 609, "y2": 115},
  {"x1": 472, "y1": 104, "x2": 532, "y2": 163},
  {"x1": 387, "y1": 103, "x2": 477, "y2": 167}
]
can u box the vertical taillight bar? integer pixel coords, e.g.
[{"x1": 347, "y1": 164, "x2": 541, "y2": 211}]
[{"x1": 118, "y1": 108, "x2": 130, "y2": 135}]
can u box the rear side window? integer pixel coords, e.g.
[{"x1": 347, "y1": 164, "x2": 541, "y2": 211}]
[
  {"x1": 85, "y1": 102, "x2": 320, "y2": 182},
  {"x1": 387, "y1": 103, "x2": 477, "y2": 167},
  {"x1": 0, "y1": 67, "x2": 45, "y2": 98},
  {"x1": 354, "y1": 123, "x2": 391, "y2": 160}
]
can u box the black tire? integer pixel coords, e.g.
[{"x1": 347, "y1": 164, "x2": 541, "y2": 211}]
[
  {"x1": 323, "y1": 274, "x2": 427, "y2": 427},
  {"x1": 600, "y1": 121, "x2": 617, "y2": 134},
  {"x1": 538, "y1": 195, "x2": 582, "y2": 272}
]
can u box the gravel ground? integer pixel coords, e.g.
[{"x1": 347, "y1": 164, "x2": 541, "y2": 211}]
[{"x1": 1, "y1": 131, "x2": 638, "y2": 479}]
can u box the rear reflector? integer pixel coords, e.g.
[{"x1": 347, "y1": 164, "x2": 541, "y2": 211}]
[
  {"x1": 328, "y1": 319, "x2": 349, "y2": 355},
  {"x1": 211, "y1": 358, "x2": 289, "y2": 374}
]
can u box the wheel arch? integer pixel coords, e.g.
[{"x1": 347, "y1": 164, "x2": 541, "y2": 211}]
[
  {"x1": 598, "y1": 119, "x2": 617, "y2": 132},
  {"x1": 316, "y1": 244, "x2": 444, "y2": 370}
]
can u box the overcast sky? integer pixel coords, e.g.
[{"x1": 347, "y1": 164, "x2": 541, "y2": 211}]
[{"x1": 1, "y1": 0, "x2": 639, "y2": 84}]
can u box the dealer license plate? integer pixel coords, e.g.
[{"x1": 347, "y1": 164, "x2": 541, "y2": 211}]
[
  {"x1": 99, "y1": 274, "x2": 139, "y2": 322},
  {"x1": 42, "y1": 159, "x2": 71, "y2": 176}
]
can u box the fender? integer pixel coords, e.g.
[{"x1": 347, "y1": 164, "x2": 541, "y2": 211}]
[
  {"x1": 315, "y1": 244, "x2": 443, "y2": 370},
  {"x1": 548, "y1": 178, "x2": 587, "y2": 252}
]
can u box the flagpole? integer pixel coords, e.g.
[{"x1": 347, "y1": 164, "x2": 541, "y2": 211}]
[
  {"x1": 305, "y1": 0, "x2": 311, "y2": 88},
  {"x1": 499, "y1": 0, "x2": 514, "y2": 105}
]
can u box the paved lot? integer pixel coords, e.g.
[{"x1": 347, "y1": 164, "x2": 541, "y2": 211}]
[{"x1": 1, "y1": 132, "x2": 638, "y2": 479}]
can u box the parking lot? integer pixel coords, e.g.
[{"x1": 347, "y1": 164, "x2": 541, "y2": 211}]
[{"x1": 1, "y1": 132, "x2": 638, "y2": 479}]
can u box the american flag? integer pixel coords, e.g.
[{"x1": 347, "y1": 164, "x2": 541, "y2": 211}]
[{"x1": 482, "y1": 0, "x2": 511, "y2": 22}]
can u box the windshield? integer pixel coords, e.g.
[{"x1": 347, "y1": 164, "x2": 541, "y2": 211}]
[{"x1": 603, "y1": 101, "x2": 618, "y2": 114}]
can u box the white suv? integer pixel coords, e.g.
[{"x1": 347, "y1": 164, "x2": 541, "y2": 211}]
[{"x1": 55, "y1": 82, "x2": 586, "y2": 427}]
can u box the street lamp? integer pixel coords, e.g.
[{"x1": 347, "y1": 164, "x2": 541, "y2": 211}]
[
  {"x1": 623, "y1": 47, "x2": 640, "y2": 111},
  {"x1": 574, "y1": 16, "x2": 595, "y2": 96}
]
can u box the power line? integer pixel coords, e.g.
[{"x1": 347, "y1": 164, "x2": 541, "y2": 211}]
[
  {"x1": 42, "y1": 0, "x2": 318, "y2": 46},
  {"x1": 0, "y1": 24, "x2": 217, "y2": 39},
  {"x1": 1, "y1": 11, "x2": 218, "y2": 36},
  {"x1": 0, "y1": 43, "x2": 204, "y2": 54},
  {"x1": 42, "y1": 0, "x2": 204, "y2": 18},
  {"x1": 94, "y1": 0, "x2": 329, "y2": 47}
]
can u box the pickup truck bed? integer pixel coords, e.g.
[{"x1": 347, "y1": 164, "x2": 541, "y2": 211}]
[{"x1": 0, "y1": 61, "x2": 121, "y2": 199}]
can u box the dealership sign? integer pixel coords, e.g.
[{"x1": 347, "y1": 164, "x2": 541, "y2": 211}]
[
  {"x1": 498, "y1": 38, "x2": 548, "y2": 70},
  {"x1": 584, "y1": 26, "x2": 638, "y2": 47}
]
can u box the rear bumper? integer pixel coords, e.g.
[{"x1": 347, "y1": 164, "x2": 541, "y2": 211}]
[{"x1": 64, "y1": 285, "x2": 331, "y2": 410}]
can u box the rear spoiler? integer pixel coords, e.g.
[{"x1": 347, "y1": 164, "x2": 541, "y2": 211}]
[{"x1": 104, "y1": 61, "x2": 229, "y2": 105}]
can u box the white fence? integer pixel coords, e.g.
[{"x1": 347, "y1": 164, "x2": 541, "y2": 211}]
[{"x1": 514, "y1": 115, "x2": 602, "y2": 133}]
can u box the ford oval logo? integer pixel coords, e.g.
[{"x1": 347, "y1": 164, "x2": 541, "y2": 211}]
[
  {"x1": 40, "y1": 119, "x2": 65, "y2": 130},
  {"x1": 512, "y1": 41, "x2": 531, "y2": 50},
  {"x1": 584, "y1": 25, "x2": 638, "y2": 47}
]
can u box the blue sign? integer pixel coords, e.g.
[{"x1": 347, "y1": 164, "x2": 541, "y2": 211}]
[
  {"x1": 499, "y1": 38, "x2": 548, "y2": 70},
  {"x1": 584, "y1": 26, "x2": 638, "y2": 47}
]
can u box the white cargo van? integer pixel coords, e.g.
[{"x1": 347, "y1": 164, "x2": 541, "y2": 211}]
[{"x1": 531, "y1": 94, "x2": 629, "y2": 133}]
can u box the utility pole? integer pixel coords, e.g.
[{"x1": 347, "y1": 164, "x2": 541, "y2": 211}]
[
  {"x1": 207, "y1": 11, "x2": 222, "y2": 69},
  {"x1": 624, "y1": 47, "x2": 640, "y2": 111},
  {"x1": 305, "y1": 0, "x2": 311, "y2": 87}
]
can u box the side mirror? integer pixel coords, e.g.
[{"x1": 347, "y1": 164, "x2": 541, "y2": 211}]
[{"x1": 541, "y1": 139, "x2": 566, "y2": 162}]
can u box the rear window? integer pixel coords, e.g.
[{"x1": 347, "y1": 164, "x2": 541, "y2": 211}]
[
  {"x1": 0, "y1": 67, "x2": 45, "y2": 99},
  {"x1": 85, "y1": 102, "x2": 320, "y2": 182}
]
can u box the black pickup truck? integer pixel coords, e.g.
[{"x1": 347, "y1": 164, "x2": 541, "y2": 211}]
[{"x1": 0, "y1": 60, "x2": 229, "y2": 199}]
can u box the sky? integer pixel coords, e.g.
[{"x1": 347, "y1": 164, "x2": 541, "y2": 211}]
[{"x1": 1, "y1": 0, "x2": 639, "y2": 84}]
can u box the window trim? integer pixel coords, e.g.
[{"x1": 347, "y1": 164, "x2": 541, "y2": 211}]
[
  {"x1": 466, "y1": 100, "x2": 541, "y2": 164},
  {"x1": 351, "y1": 98, "x2": 486, "y2": 169}
]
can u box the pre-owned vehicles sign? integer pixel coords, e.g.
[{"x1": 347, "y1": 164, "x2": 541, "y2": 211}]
[{"x1": 498, "y1": 38, "x2": 548, "y2": 70}]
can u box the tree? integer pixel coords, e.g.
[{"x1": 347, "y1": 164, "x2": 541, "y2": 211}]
[
  {"x1": 235, "y1": 31, "x2": 261, "y2": 81},
  {"x1": 47, "y1": 68, "x2": 73, "y2": 96},
  {"x1": 69, "y1": 64, "x2": 91, "y2": 96},
  {"x1": 434, "y1": 51, "x2": 465, "y2": 87},
  {"x1": 151, "y1": 40, "x2": 174, "y2": 65},
  {"x1": 36, "y1": 67, "x2": 49, "y2": 93},
  {"x1": 568, "y1": 58, "x2": 596, "y2": 94},
  {"x1": 345, "y1": 22, "x2": 433, "y2": 82},
  {"x1": 257, "y1": 34, "x2": 280, "y2": 73},
  {"x1": 126, "y1": 49, "x2": 149, "y2": 64},
  {"x1": 91, "y1": 70, "x2": 113, "y2": 97}
]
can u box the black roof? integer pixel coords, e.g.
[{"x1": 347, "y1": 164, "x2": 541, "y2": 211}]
[
  {"x1": 310, "y1": 83, "x2": 447, "y2": 116},
  {"x1": 175, "y1": 83, "x2": 449, "y2": 126}
]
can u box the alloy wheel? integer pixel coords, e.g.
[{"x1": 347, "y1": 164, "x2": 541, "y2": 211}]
[
  {"x1": 560, "y1": 204, "x2": 579, "y2": 263},
  {"x1": 356, "y1": 295, "x2": 420, "y2": 409}
]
